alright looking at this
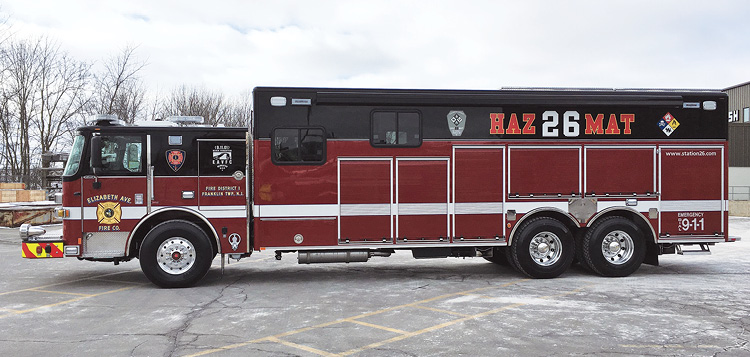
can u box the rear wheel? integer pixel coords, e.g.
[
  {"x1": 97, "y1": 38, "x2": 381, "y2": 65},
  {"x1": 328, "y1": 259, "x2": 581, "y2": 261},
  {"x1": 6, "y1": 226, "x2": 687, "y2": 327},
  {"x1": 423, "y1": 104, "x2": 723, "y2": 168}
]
[
  {"x1": 139, "y1": 220, "x2": 213, "y2": 288},
  {"x1": 582, "y1": 216, "x2": 645, "y2": 277},
  {"x1": 508, "y1": 217, "x2": 574, "y2": 279}
]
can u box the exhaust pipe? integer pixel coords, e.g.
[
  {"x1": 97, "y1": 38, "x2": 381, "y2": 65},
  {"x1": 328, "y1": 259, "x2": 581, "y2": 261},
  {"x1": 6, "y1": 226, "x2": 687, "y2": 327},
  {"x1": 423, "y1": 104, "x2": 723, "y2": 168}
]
[{"x1": 297, "y1": 250, "x2": 392, "y2": 264}]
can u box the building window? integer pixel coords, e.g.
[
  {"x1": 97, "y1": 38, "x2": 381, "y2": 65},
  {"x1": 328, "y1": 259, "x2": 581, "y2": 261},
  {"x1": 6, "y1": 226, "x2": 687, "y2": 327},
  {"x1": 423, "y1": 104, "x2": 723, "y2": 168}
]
[
  {"x1": 371, "y1": 111, "x2": 421, "y2": 147},
  {"x1": 272, "y1": 127, "x2": 326, "y2": 164},
  {"x1": 744, "y1": 107, "x2": 749, "y2": 123}
]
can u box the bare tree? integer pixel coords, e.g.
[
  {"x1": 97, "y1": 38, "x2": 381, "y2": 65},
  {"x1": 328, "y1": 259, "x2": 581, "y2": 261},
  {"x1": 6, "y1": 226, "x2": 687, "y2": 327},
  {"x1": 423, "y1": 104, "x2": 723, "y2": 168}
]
[
  {"x1": 223, "y1": 90, "x2": 252, "y2": 128},
  {"x1": 0, "y1": 36, "x2": 92, "y2": 187},
  {"x1": 34, "y1": 40, "x2": 91, "y2": 154},
  {"x1": 0, "y1": 89, "x2": 21, "y2": 180},
  {"x1": 0, "y1": 37, "x2": 44, "y2": 185},
  {"x1": 91, "y1": 45, "x2": 147, "y2": 123},
  {"x1": 160, "y1": 85, "x2": 227, "y2": 126}
]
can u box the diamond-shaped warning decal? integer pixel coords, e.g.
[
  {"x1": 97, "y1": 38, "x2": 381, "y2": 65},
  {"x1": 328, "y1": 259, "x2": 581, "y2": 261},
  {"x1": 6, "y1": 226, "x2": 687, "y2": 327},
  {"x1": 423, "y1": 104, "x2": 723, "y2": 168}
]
[
  {"x1": 669, "y1": 118, "x2": 680, "y2": 130},
  {"x1": 660, "y1": 112, "x2": 678, "y2": 136}
]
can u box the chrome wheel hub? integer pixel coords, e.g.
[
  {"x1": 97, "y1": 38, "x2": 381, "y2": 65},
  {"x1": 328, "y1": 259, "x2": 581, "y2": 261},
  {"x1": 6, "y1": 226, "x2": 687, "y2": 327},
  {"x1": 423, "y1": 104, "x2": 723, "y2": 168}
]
[
  {"x1": 529, "y1": 231, "x2": 562, "y2": 266},
  {"x1": 157, "y1": 238, "x2": 195, "y2": 275},
  {"x1": 601, "y1": 230, "x2": 634, "y2": 265}
]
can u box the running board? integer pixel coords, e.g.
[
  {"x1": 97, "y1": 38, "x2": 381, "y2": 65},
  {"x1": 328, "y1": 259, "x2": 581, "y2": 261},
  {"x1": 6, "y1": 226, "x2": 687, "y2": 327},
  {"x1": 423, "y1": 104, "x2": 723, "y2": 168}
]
[{"x1": 676, "y1": 244, "x2": 711, "y2": 255}]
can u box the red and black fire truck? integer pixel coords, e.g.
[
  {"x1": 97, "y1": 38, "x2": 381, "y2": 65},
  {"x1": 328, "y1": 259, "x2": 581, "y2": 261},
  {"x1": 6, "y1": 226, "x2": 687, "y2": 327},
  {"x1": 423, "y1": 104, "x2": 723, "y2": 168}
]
[{"x1": 21, "y1": 87, "x2": 740, "y2": 287}]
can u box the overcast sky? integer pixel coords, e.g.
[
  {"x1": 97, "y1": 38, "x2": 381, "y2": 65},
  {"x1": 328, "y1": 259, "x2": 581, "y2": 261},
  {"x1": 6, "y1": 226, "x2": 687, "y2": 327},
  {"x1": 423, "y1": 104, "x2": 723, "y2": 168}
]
[{"x1": 1, "y1": 0, "x2": 749, "y2": 98}]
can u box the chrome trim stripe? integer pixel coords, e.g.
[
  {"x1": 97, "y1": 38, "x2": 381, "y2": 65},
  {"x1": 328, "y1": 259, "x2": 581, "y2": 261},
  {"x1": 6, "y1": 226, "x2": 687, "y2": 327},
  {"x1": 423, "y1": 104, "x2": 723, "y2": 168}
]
[
  {"x1": 258, "y1": 204, "x2": 339, "y2": 218},
  {"x1": 397, "y1": 203, "x2": 447, "y2": 215},
  {"x1": 340, "y1": 204, "x2": 390, "y2": 216},
  {"x1": 79, "y1": 205, "x2": 247, "y2": 220},
  {"x1": 660, "y1": 200, "x2": 722, "y2": 212},
  {"x1": 70, "y1": 199, "x2": 725, "y2": 221},
  {"x1": 454, "y1": 202, "x2": 504, "y2": 214}
]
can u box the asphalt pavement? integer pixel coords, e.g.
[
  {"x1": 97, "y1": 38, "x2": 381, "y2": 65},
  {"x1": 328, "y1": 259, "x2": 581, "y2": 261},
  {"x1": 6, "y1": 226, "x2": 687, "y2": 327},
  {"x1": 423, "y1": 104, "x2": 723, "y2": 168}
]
[{"x1": 0, "y1": 219, "x2": 749, "y2": 356}]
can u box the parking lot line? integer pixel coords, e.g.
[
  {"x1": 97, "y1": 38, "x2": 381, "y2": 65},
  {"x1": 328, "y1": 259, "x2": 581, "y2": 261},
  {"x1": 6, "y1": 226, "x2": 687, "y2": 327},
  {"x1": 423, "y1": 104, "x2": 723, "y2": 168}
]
[
  {"x1": 339, "y1": 302, "x2": 529, "y2": 356},
  {"x1": 0, "y1": 268, "x2": 142, "y2": 296},
  {"x1": 184, "y1": 278, "x2": 536, "y2": 357},
  {"x1": 345, "y1": 319, "x2": 410, "y2": 335},
  {"x1": 338, "y1": 284, "x2": 597, "y2": 356},
  {"x1": 0, "y1": 285, "x2": 141, "y2": 319},
  {"x1": 29, "y1": 288, "x2": 94, "y2": 297},
  {"x1": 266, "y1": 336, "x2": 339, "y2": 356},
  {"x1": 411, "y1": 304, "x2": 472, "y2": 317},
  {"x1": 0, "y1": 255, "x2": 273, "y2": 320}
]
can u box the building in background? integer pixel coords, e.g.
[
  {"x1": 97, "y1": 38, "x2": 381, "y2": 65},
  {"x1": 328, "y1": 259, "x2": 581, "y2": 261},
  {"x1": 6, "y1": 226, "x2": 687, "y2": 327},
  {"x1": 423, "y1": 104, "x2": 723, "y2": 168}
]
[{"x1": 724, "y1": 81, "x2": 750, "y2": 201}]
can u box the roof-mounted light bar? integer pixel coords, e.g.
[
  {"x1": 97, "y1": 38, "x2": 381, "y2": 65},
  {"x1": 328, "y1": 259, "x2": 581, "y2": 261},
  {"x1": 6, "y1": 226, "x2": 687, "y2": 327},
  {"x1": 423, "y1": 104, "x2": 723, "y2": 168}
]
[
  {"x1": 87, "y1": 114, "x2": 125, "y2": 126},
  {"x1": 167, "y1": 116, "x2": 205, "y2": 125}
]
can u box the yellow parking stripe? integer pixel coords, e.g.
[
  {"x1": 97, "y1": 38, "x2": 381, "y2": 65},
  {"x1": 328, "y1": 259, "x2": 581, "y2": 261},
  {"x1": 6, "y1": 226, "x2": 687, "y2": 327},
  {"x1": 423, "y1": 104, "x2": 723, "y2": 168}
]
[
  {"x1": 29, "y1": 289, "x2": 94, "y2": 297},
  {"x1": 339, "y1": 303, "x2": 528, "y2": 356},
  {"x1": 185, "y1": 279, "x2": 532, "y2": 357},
  {"x1": 90, "y1": 278, "x2": 144, "y2": 285},
  {"x1": 0, "y1": 285, "x2": 140, "y2": 319},
  {"x1": 345, "y1": 319, "x2": 409, "y2": 335},
  {"x1": 265, "y1": 336, "x2": 339, "y2": 356},
  {"x1": 411, "y1": 304, "x2": 472, "y2": 317},
  {"x1": 0, "y1": 268, "x2": 142, "y2": 296},
  {"x1": 340, "y1": 284, "x2": 597, "y2": 356}
]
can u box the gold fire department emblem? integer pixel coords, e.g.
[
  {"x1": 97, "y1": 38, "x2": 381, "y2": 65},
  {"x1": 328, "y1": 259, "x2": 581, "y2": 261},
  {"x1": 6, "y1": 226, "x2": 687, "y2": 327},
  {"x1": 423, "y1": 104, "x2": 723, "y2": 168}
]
[{"x1": 96, "y1": 201, "x2": 122, "y2": 224}]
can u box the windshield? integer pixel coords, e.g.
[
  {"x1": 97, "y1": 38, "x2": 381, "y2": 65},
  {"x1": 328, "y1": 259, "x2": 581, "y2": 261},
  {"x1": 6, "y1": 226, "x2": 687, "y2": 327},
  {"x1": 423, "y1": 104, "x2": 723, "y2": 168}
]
[{"x1": 63, "y1": 135, "x2": 85, "y2": 176}]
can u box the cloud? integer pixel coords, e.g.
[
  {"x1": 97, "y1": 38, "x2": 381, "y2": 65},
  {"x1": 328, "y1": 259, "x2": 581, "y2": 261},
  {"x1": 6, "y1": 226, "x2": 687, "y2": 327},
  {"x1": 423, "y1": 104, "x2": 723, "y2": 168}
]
[{"x1": 2, "y1": 0, "x2": 750, "y2": 96}]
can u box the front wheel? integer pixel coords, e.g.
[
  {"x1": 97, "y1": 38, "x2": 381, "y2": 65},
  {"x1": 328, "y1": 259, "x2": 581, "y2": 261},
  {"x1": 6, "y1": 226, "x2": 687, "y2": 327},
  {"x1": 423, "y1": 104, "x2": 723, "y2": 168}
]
[
  {"x1": 582, "y1": 216, "x2": 645, "y2": 277},
  {"x1": 139, "y1": 220, "x2": 213, "y2": 288},
  {"x1": 508, "y1": 217, "x2": 574, "y2": 279}
]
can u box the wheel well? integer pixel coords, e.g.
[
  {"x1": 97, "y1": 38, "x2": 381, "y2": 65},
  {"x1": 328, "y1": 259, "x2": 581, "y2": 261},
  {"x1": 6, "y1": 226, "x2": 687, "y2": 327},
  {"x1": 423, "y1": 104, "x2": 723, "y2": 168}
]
[
  {"x1": 509, "y1": 209, "x2": 580, "y2": 245},
  {"x1": 127, "y1": 209, "x2": 219, "y2": 258},
  {"x1": 587, "y1": 209, "x2": 656, "y2": 245}
]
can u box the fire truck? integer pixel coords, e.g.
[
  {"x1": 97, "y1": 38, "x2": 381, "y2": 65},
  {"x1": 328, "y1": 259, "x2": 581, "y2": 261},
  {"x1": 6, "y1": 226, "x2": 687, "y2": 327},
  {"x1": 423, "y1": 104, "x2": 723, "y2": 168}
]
[{"x1": 21, "y1": 87, "x2": 740, "y2": 287}]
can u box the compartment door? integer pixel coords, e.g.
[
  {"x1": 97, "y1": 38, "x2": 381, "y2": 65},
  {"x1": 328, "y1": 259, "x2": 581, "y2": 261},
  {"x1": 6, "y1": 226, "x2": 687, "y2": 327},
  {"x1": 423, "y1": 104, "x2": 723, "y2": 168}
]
[
  {"x1": 396, "y1": 158, "x2": 449, "y2": 243},
  {"x1": 338, "y1": 158, "x2": 393, "y2": 243},
  {"x1": 452, "y1": 146, "x2": 505, "y2": 242},
  {"x1": 659, "y1": 146, "x2": 724, "y2": 240}
]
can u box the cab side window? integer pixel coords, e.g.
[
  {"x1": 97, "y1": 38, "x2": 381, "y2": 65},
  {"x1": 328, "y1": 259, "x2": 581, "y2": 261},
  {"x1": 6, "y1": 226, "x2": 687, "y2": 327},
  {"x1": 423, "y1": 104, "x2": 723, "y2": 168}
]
[
  {"x1": 272, "y1": 127, "x2": 326, "y2": 165},
  {"x1": 93, "y1": 135, "x2": 144, "y2": 174},
  {"x1": 371, "y1": 111, "x2": 421, "y2": 147}
]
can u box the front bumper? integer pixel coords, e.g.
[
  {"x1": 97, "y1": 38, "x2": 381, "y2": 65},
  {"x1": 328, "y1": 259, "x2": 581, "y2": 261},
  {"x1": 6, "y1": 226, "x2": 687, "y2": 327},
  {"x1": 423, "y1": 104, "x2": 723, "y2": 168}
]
[
  {"x1": 22, "y1": 241, "x2": 64, "y2": 258},
  {"x1": 20, "y1": 223, "x2": 64, "y2": 258}
]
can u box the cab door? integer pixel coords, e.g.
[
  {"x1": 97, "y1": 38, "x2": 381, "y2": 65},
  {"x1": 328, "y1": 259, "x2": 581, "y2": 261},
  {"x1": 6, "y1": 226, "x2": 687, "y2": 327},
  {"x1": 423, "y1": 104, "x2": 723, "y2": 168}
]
[
  {"x1": 197, "y1": 138, "x2": 248, "y2": 253},
  {"x1": 81, "y1": 133, "x2": 148, "y2": 258}
]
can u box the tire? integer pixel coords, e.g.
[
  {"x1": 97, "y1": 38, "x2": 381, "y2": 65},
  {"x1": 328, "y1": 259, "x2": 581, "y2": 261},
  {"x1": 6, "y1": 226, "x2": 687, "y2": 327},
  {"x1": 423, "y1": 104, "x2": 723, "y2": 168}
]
[
  {"x1": 484, "y1": 247, "x2": 509, "y2": 265},
  {"x1": 508, "y1": 217, "x2": 574, "y2": 279},
  {"x1": 582, "y1": 216, "x2": 645, "y2": 277},
  {"x1": 139, "y1": 220, "x2": 213, "y2": 288}
]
